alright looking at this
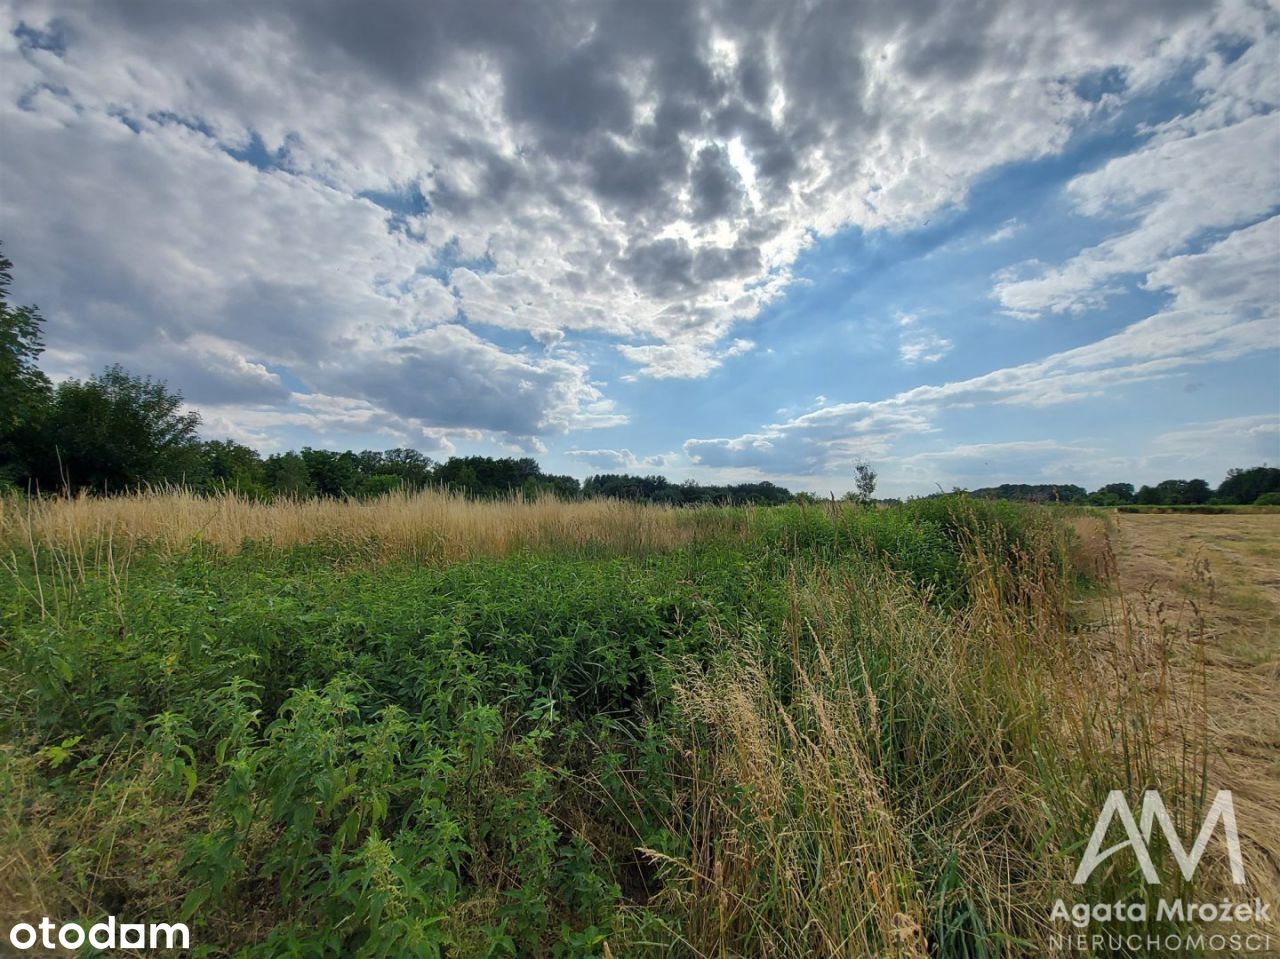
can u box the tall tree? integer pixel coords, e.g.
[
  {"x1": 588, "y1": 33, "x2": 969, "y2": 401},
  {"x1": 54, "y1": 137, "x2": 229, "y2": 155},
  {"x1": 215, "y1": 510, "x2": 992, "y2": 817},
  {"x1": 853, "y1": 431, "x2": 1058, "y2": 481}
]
[
  {"x1": 198, "y1": 439, "x2": 265, "y2": 494},
  {"x1": 1089, "y1": 482, "x2": 1136, "y2": 505},
  {"x1": 299, "y1": 447, "x2": 361, "y2": 497},
  {"x1": 264, "y1": 451, "x2": 312, "y2": 497},
  {"x1": 0, "y1": 249, "x2": 51, "y2": 431},
  {"x1": 37, "y1": 365, "x2": 202, "y2": 492},
  {"x1": 0, "y1": 248, "x2": 52, "y2": 484},
  {"x1": 853, "y1": 460, "x2": 878, "y2": 505},
  {"x1": 363, "y1": 447, "x2": 435, "y2": 488},
  {"x1": 1217, "y1": 466, "x2": 1280, "y2": 504}
]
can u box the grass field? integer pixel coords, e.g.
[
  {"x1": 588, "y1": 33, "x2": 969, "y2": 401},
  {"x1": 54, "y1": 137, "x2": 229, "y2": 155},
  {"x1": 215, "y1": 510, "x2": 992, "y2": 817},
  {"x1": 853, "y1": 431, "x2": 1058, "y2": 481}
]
[{"x1": 0, "y1": 491, "x2": 1271, "y2": 957}]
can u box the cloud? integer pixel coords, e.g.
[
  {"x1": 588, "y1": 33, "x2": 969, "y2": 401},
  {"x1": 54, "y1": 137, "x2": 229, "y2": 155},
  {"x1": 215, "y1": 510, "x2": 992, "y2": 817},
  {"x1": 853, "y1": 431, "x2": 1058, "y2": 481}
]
[
  {"x1": 1062, "y1": 414, "x2": 1280, "y2": 489},
  {"x1": 530, "y1": 328, "x2": 565, "y2": 350},
  {"x1": 684, "y1": 211, "x2": 1278, "y2": 474},
  {"x1": 1145, "y1": 415, "x2": 1280, "y2": 467},
  {"x1": 324, "y1": 324, "x2": 627, "y2": 436},
  {"x1": 994, "y1": 27, "x2": 1280, "y2": 319},
  {"x1": 618, "y1": 338, "x2": 754, "y2": 380},
  {"x1": 567, "y1": 448, "x2": 678, "y2": 472},
  {"x1": 685, "y1": 405, "x2": 932, "y2": 473},
  {"x1": 0, "y1": 49, "x2": 618, "y2": 446},
  {"x1": 896, "y1": 314, "x2": 953, "y2": 364},
  {"x1": 1, "y1": 0, "x2": 1274, "y2": 451},
  {"x1": 898, "y1": 331, "x2": 953, "y2": 364},
  {"x1": 199, "y1": 392, "x2": 455, "y2": 452},
  {"x1": 897, "y1": 440, "x2": 1099, "y2": 481},
  {"x1": 689, "y1": 143, "x2": 746, "y2": 223},
  {"x1": 984, "y1": 218, "x2": 1023, "y2": 243}
]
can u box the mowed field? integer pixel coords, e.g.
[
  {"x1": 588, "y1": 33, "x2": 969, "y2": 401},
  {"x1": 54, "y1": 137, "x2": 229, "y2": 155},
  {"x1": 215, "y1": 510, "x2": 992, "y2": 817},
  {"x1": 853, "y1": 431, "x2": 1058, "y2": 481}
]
[
  {"x1": 0, "y1": 492, "x2": 1275, "y2": 957},
  {"x1": 1107, "y1": 514, "x2": 1280, "y2": 919},
  {"x1": 1111, "y1": 513, "x2": 1280, "y2": 667}
]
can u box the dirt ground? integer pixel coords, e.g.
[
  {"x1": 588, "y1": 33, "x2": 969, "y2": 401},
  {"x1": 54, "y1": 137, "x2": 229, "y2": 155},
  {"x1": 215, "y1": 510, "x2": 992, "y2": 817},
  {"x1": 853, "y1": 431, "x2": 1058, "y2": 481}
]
[{"x1": 1108, "y1": 513, "x2": 1280, "y2": 930}]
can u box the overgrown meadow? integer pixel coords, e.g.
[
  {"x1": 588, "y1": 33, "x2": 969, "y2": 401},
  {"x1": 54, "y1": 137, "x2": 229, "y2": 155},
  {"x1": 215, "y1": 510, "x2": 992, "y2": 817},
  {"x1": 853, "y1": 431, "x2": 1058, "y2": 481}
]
[{"x1": 0, "y1": 491, "x2": 1207, "y2": 957}]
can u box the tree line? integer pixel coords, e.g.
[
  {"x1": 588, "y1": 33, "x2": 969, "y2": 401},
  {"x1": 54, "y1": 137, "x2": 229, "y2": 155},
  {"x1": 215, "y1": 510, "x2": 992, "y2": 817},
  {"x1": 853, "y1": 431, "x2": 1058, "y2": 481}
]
[
  {"x1": 2, "y1": 248, "x2": 1276, "y2": 506},
  {"x1": 582, "y1": 473, "x2": 792, "y2": 506},
  {"x1": 967, "y1": 472, "x2": 1280, "y2": 507}
]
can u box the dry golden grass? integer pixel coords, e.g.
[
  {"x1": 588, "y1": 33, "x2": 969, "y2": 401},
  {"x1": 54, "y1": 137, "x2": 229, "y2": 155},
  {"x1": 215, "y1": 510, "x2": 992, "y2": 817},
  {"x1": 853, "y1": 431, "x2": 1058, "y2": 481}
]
[
  {"x1": 654, "y1": 573, "x2": 942, "y2": 959},
  {"x1": 0, "y1": 487, "x2": 723, "y2": 566},
  {"x1": 641, "y1": 537, "x2": 1117, "y2": 958},
  {"x1": 631, "y1": 511, "x2": 1245, "y2": 957}
]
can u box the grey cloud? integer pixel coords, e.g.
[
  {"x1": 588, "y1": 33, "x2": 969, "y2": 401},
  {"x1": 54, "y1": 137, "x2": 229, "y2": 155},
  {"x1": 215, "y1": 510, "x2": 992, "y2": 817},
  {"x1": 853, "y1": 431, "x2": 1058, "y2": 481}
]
[
  {"x1": 261, "y1": 0, "x2": 545, "y2": 89},
  {"x1": 694, "y1": 242, "x2": 762, "y2": 283},
  {"x1": 504, "y1": 48, "x2": 634, "y2": 146},
  {"x1": 901, "y1": 35, "x2": 990, "y2": 83},
  {"x1": 735, "y1": 45, "x2": 770, "y2": 106},
  {"x1": 710, "y1": 103, "x2": 803, "y2": 199},
  {"x1": 773, "y1": 1, "x2": 872, "y2": 128},
  {"x1": 147, "y1": 343, "x2": 293, "y2": 407},
  {"x1": 0, "y1": 75, "x2": 618, "y2": 444},
  {"x1": 426, "y1": 145, "x2": 524, "y2": 216},
  {"x1": 1072, "y1": 0, "x2": 1207, "y2": 41},
  {"x1": 689, "y1": 144, "x2": 744, "y2": 222},
  {"x1": 567, "y1": 447, "x2": 676, "y2": 471},
  {"x1": 595, "y1": 0, "x2": 716, "y2": 95},
  {"x1": 586, "y1": 136, "x2": 687, "y2": 220},
  {"x1": 2, "y1": 0, "x2": 1272, "y2": 453},
  {"x1": 618, "y1": 238, "x2": 696, "y2": 298},
  {"x1": 616, "y1": 237, "x2": 759, "y2": 301},
  {"x1": 323, "y1": 324, "x2": 619, "y2": 437}
]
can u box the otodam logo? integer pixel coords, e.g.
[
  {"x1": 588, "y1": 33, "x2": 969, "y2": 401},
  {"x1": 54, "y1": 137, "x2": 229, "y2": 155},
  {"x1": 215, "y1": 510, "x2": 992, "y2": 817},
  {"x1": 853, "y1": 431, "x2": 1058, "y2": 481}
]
[{"x1": 1073, "y1": 790, "x2": 1245, "y2": 885}]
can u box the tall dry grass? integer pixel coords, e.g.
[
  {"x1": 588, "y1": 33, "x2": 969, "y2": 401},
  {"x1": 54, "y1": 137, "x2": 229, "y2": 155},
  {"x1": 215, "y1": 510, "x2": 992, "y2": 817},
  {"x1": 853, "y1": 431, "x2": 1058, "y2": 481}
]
[
  {"x1": 643, "y1": 565, "x2": 1046, "y2": 956},
  {"x1": 0, "y1": 487, "x2": 726, "y2": 567},
  {"x1": 652, "y1": 571, "x2": 937, "y2": 958},
  {"x1": 635, "y1": 517, "x2": 1211, "y2": 958}
]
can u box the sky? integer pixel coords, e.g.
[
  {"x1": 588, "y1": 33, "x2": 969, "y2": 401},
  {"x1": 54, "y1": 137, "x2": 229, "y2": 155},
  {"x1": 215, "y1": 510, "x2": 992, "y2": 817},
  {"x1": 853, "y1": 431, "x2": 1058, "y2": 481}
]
[{"x1": 1, "y1": 0, "x2": 1277, "y2": 497}]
